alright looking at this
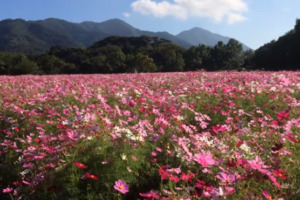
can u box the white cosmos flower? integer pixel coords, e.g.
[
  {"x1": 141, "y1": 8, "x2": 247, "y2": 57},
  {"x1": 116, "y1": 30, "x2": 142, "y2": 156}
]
[{"x1": 120, "y1": 153, "x2": 127, "y2": 160}]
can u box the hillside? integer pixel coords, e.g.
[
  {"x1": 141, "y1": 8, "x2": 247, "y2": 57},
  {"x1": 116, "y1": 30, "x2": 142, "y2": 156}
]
[
  {"x1": 0, "y1": 19, "x2": 81, "y2": 54},
  {"x1": 176, "y1": 27, "x2": 251, "y2": 51},
  {"x1": 0, "y1": 18, "x2": 250, "y2": 54},
  {"x1": 252, "y1": 19, "x2": 300, "y2": 70}
]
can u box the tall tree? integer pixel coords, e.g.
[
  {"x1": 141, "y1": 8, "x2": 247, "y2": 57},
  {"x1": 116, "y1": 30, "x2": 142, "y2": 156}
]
[
  {"x1": 90, "y1": 44, "x2": 126, "y2": 73},
  {"x1": 152, "y1": 43, "x2": 185, "y2": 72},
  {"x1": 223, "y1": 39, "x2": 244, "y2": 70},
  {"x1": 242, "y1": 49, "x2": 255, "y2": 70},
  {"x1": 34, "y1": 54, "x2": 76, "y2": 74},
  {"x1": 129, "y1": 53, "x2": 157, "y2": 73},
  {"x1": 184, "y1": 44, "x2": 209, "y2": 71}
]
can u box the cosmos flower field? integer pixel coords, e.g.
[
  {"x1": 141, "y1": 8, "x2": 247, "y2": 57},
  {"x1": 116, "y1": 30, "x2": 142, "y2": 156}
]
[{"x1": 1, "y1": 71, "x2": 300, "y2": 200}]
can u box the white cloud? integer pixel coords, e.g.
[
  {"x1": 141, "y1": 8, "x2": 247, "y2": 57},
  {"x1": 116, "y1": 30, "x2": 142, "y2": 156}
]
[
  {"x1": 123, "y1": 12, "x2": 131, "y2": 18},
  {"x1": 131, "y1": 0, "x2": 248, "y2": 24},
  {"x1": 227, "y1": 12, "x2": 247, "y2": 24},
  {"x1": 131, "y1": 0, "x2": 187, "y2": 19}
]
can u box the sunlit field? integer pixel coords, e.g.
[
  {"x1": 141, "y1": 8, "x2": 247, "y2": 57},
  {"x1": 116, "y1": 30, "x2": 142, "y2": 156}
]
[{"x1": 1, "y1": 71, "x2": 300, "y2": 200}]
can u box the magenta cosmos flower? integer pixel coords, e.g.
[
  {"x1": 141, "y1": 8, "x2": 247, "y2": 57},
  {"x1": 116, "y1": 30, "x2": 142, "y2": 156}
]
[
  {"x1": 3, "y1": 187, "x2": 13, "y2": 193},
  {"x1": 114, "y1": 179, "x2": 129, "y2": 194}
]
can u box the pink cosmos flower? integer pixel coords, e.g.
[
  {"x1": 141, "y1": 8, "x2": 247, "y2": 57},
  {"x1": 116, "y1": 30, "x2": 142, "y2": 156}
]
[
  {"x1": 158, "y1": 166, "x2": 169, "y2": 180},
  {"x1": 23, "y1": 163, "x2": 35, "y2": 169},
  {"x1": 216, "y1": 172, "x2": 237, "y2": 185},
  {"x1": 114, "y1": 179, "x2": 129, "y2": 194},
  {"x1": 67, "y1": 130, "x2": 78, "y2": 141},
  {"x1": 167, "y1": 166, "x2": 181, "y2": 174},
  {"x1": 263, "y1": 190, "x2": 273, "y2": 200},
  {"x1": 73, "y1": 161, "x2": 88, "y2": 169},
  {"x1": 169, "y1": 176, "x2": 180, "y2": 182},
  {"x1": 86, "y1": 172, "x2": 99, "y2": 180},
  {"x1": 128, "y1": 100, "x2": 136, "y2": 107},
  {"x1": 22, "y1": 180, "x2": 31, "y2": 186},
  {"x1": 267, "y1": 173, "x2": 281, "y2": 188},
  {"x1": 193, "y1": 151, "x2": 216, "y2": 168},
  {"x1": 156, "y1": 147, "x2": 163, "y2": 152},
  {"x1": 212, "y1": 125, "x2": 227, "y2": 133},
  {"x1": 272, "y1": 169, "x2": 288, "y2": 179},
  {"x1": 180, "y1": 172, "x2": 196, "y2": 182},
  {"x1": 277, "y1": 110, "x2": 289, "y2": 122},
  {"x1": 151, "y1": 151, "x2": 157, "y2": 156},
  {"x1": 3, "y1": 187, "x2": 13, "y2": 193},
  {"x1": 248, "y1": 156, "x2": 265, "y2": 170},
  {"x1": 224, "y1": 187, "x2": 235, "y2": 195},
  {"x1": 140, "y1": 190, "x2": 160, "y2": 199}
]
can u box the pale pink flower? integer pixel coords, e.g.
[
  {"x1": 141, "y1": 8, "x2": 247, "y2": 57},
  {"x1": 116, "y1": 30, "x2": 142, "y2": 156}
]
[
  {"x1": 156, "y1": 147, "x2": 163, "y2": 152},
  {"x1": 167, "y1": 166, "x2": 181, "y2": 174},
  {"x1": 193, "y1": 151, "x2": 216, "y2": 168},
  {"x1": 67, "y1": 130, "x2": 78, "y2": 141},
  {"x1": 23, "y1": 163, "x2": 35, "y2": 169}
]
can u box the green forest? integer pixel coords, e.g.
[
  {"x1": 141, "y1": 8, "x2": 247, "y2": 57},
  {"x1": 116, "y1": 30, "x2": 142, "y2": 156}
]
[{"x1": 0, "y1": 19, "x2": 299, "y2": 75}]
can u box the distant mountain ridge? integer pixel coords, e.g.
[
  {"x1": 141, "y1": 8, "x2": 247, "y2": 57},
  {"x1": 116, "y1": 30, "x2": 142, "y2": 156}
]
[
  {"x1": 176, "y1": 27, "x2": 250, "y2": 51},
  {"x1": 0, "y1": 18, "x2": 251, "y2": 54}
]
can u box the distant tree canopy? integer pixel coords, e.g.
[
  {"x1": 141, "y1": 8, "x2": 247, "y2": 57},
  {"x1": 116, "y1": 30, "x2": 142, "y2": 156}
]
[
  {"x1": 1, "y1": 19, "x2": 300, "y2": 75},
  {"x1": 252, "y1": 19, "x2": 300, "y2": 70},
  {"x1": 0, "y1": 35, "x2": 255, "y2": 75}
]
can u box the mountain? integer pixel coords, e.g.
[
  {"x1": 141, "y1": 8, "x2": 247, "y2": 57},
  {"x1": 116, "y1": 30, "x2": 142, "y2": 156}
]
[
  {"x1": 176, "y1": 27, "x2": 251, "y2": 51},
  {"x1": 0, "y1": 18, "x2": 250, "y2": 54},
  {"x1": 139, "y1": 30, "x2": 192, "y2": 48},
  {"x1": 34, "y1": 18, "x2": 110, "y2": 46},
  {"x1": 80, "y1": 18, "x2": 141, "y2": 37},
  {"x1": 0, "y1": 19, "x2": 81, "y2": 54},
  {"x1": 79, "y1": 19, "x2": 192, "y2": 48}
]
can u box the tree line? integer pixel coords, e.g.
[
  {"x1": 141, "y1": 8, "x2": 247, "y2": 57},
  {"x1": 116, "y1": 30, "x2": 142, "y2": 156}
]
[
  {"x1": 0, "y1": 19, "x2": 299, "y2": 75},
  {"x1": 252, "y1": 19, "x2": 300, "y2": 71},
  {"x1": 0, "y1": 36, "x2": 253, "y2": 75}
]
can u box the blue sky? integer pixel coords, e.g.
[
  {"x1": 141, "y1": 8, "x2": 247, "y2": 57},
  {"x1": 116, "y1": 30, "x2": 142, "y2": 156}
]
[{"x1": 0, "y1": 0, "x2": 299, "y2": 49}]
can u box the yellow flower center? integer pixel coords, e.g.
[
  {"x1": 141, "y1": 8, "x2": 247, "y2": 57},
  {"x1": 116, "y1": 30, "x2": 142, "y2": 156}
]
[{"x1": 119, "y1": 186, "x2": 123, "y2": 189}]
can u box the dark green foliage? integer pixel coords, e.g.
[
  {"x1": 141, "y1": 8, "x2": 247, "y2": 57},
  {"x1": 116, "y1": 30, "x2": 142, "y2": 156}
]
[
  {"x1": 252, "y1": 19, "x2": 300, "y2": 70},
  {"x1": 223, "y1": 39, "x2": 245, "y2": 70},
  {"x1": 0, "y1": 19, "x2": 81, "y2": 54},
  {"x1": 151, "y1": 42, "x2": 186, "y2": 72},
  {"x1": 0, "y1": 18, "x2": 191, "y2": 54},
  {"x1": 90, "y1": 44, "x2": 126, "y2": 73},
  {"x1": 0, "y1": 17, "x2": 269, "y2": 74},
  {"x1": 0, "y1": 52, "x2": 40, "y2": 75},
  {"x1": 183, "y1": 44, "x2": 210, "y2": 71},
  {"x1": 34, "y1": 54, "x2": 77, "y2": 74},
  {"x1": 0, "y1": 35, "x2": 254, "y2": 75},
  {"x1": 126, "y1": 53, "x2": 157, "y2": 73},
  {"x1": 5, "y1": 18, "x2": 300, "y2": 75}
]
